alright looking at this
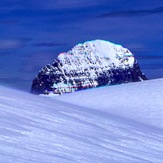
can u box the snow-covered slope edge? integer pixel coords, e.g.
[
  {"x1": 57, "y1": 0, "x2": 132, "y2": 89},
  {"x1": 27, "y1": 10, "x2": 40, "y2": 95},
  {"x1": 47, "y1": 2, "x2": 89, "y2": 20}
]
[
  {"x1": 56, "y1": 78, "x2": 163, "y2": 129},
  {"x1": 31, "y1": 39, "x2": 147, "y2": 95},
  {"x1": 1, "y1": 79, "x2": 163, "y2": 163}
]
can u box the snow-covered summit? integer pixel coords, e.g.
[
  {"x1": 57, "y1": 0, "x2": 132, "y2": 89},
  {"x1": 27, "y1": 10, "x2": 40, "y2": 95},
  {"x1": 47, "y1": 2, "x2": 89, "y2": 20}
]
[
  {"x1": 31, "y1": 39, "x2": 147, "y2": 95},
  {"x1": 58, "y1": 39, "x2": 134, "y2": 69}
]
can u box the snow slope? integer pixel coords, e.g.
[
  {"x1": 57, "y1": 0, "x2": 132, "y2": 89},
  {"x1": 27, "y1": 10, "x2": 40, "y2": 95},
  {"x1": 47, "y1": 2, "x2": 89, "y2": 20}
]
[
  {"x1": 1, "y1": 79, "x2": 163, "y2": 163},
  {"x1": 55, "y1": 78, "x2": 163, "y2": 129}
]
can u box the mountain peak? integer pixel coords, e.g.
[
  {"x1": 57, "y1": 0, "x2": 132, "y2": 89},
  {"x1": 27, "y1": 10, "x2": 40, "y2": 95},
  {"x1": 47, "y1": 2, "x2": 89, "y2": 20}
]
[
  {"x1": 58, "y1": 39, "x2": 134, "y2": 68},
  {"x1": 31, "y1": 39, "x2": 147, "y2": 95}
]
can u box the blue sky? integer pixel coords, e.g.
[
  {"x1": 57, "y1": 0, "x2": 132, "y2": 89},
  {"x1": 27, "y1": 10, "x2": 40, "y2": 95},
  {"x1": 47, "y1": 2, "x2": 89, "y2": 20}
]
[{"x1": 0, "y1": 0, "x2": 163, "y2": 91}]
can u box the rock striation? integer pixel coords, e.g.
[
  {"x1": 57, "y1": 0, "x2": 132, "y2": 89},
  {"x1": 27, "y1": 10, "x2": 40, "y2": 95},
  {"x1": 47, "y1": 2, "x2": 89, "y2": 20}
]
[{"x1": 31, "y1": 40, "x2": 147, "y2": 95}]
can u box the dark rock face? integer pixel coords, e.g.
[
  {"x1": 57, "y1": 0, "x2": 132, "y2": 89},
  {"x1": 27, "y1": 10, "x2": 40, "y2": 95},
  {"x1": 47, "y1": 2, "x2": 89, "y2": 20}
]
[{"x1": 31, "y1": 40, "x2": 147, "y2": 95}]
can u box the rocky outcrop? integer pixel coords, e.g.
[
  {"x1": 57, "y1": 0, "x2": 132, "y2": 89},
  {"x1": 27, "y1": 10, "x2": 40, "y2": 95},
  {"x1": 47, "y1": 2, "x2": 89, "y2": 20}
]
[{"x1": 31, "y1": 40, "x2": 147, "y2": 95}]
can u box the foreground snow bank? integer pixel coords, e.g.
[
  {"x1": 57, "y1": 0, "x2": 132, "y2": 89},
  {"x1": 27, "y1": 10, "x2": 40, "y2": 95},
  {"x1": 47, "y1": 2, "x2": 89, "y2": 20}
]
[
  {"x1": 56, "y1": 78, "x2": 163, "y2": 129},
  {"x1": 1, "y1": 79, "x2": 163, "y2": 163}
]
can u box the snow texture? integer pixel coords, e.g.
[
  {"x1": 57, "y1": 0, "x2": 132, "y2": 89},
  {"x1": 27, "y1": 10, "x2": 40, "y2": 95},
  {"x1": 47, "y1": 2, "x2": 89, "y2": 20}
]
[
  {"x1": 58, "y1": 39, "x2": 134, "y2": 68},
  {"x1": 1, "y1": 78, "x2": 163, "y2": 162}
]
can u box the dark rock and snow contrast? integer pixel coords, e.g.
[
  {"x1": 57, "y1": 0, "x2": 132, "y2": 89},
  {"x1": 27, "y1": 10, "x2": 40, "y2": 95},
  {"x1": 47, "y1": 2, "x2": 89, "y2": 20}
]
[{"x1": 31, "y1": 40, "x2": 147, "y2": 95}]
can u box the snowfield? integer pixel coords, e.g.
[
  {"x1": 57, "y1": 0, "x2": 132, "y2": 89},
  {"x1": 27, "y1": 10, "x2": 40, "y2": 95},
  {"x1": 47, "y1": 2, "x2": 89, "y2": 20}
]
[{"x1": 1, "y1": 78, "x2": 163, "y2": 163}]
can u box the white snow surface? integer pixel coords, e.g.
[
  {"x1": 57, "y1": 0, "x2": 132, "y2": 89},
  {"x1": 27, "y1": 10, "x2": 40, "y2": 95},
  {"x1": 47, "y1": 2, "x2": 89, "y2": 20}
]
[
  {"x1": 57, "y1": 39, "x2": 134, "y2": 69},
  {"x1": 1, "y1": 78, "x2": 163, "y2": 163}
]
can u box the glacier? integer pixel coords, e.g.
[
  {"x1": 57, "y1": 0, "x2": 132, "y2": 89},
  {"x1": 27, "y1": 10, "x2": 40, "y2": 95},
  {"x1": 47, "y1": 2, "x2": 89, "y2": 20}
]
[{"x1": 1, "y1": 78, "x2": 163, "y2": 163}]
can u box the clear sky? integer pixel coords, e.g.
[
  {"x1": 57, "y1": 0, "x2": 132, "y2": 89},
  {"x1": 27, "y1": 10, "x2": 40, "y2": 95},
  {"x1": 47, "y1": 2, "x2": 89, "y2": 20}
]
[{"x1": 0, "y1": 0, "x2": 163, "y2": 91}]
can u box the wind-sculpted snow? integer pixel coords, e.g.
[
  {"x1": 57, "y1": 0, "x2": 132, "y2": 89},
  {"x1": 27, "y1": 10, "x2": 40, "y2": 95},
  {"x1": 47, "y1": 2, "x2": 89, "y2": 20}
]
[
  {"x1": 31, "y1": 40, "x2": 147, "y2": 95},
  {"x1": 55, "y1": 78, "x2": 163, "y2": 129},
  {"x1": 1, "y1": 78, "x2": 163, "y2": 162}
]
